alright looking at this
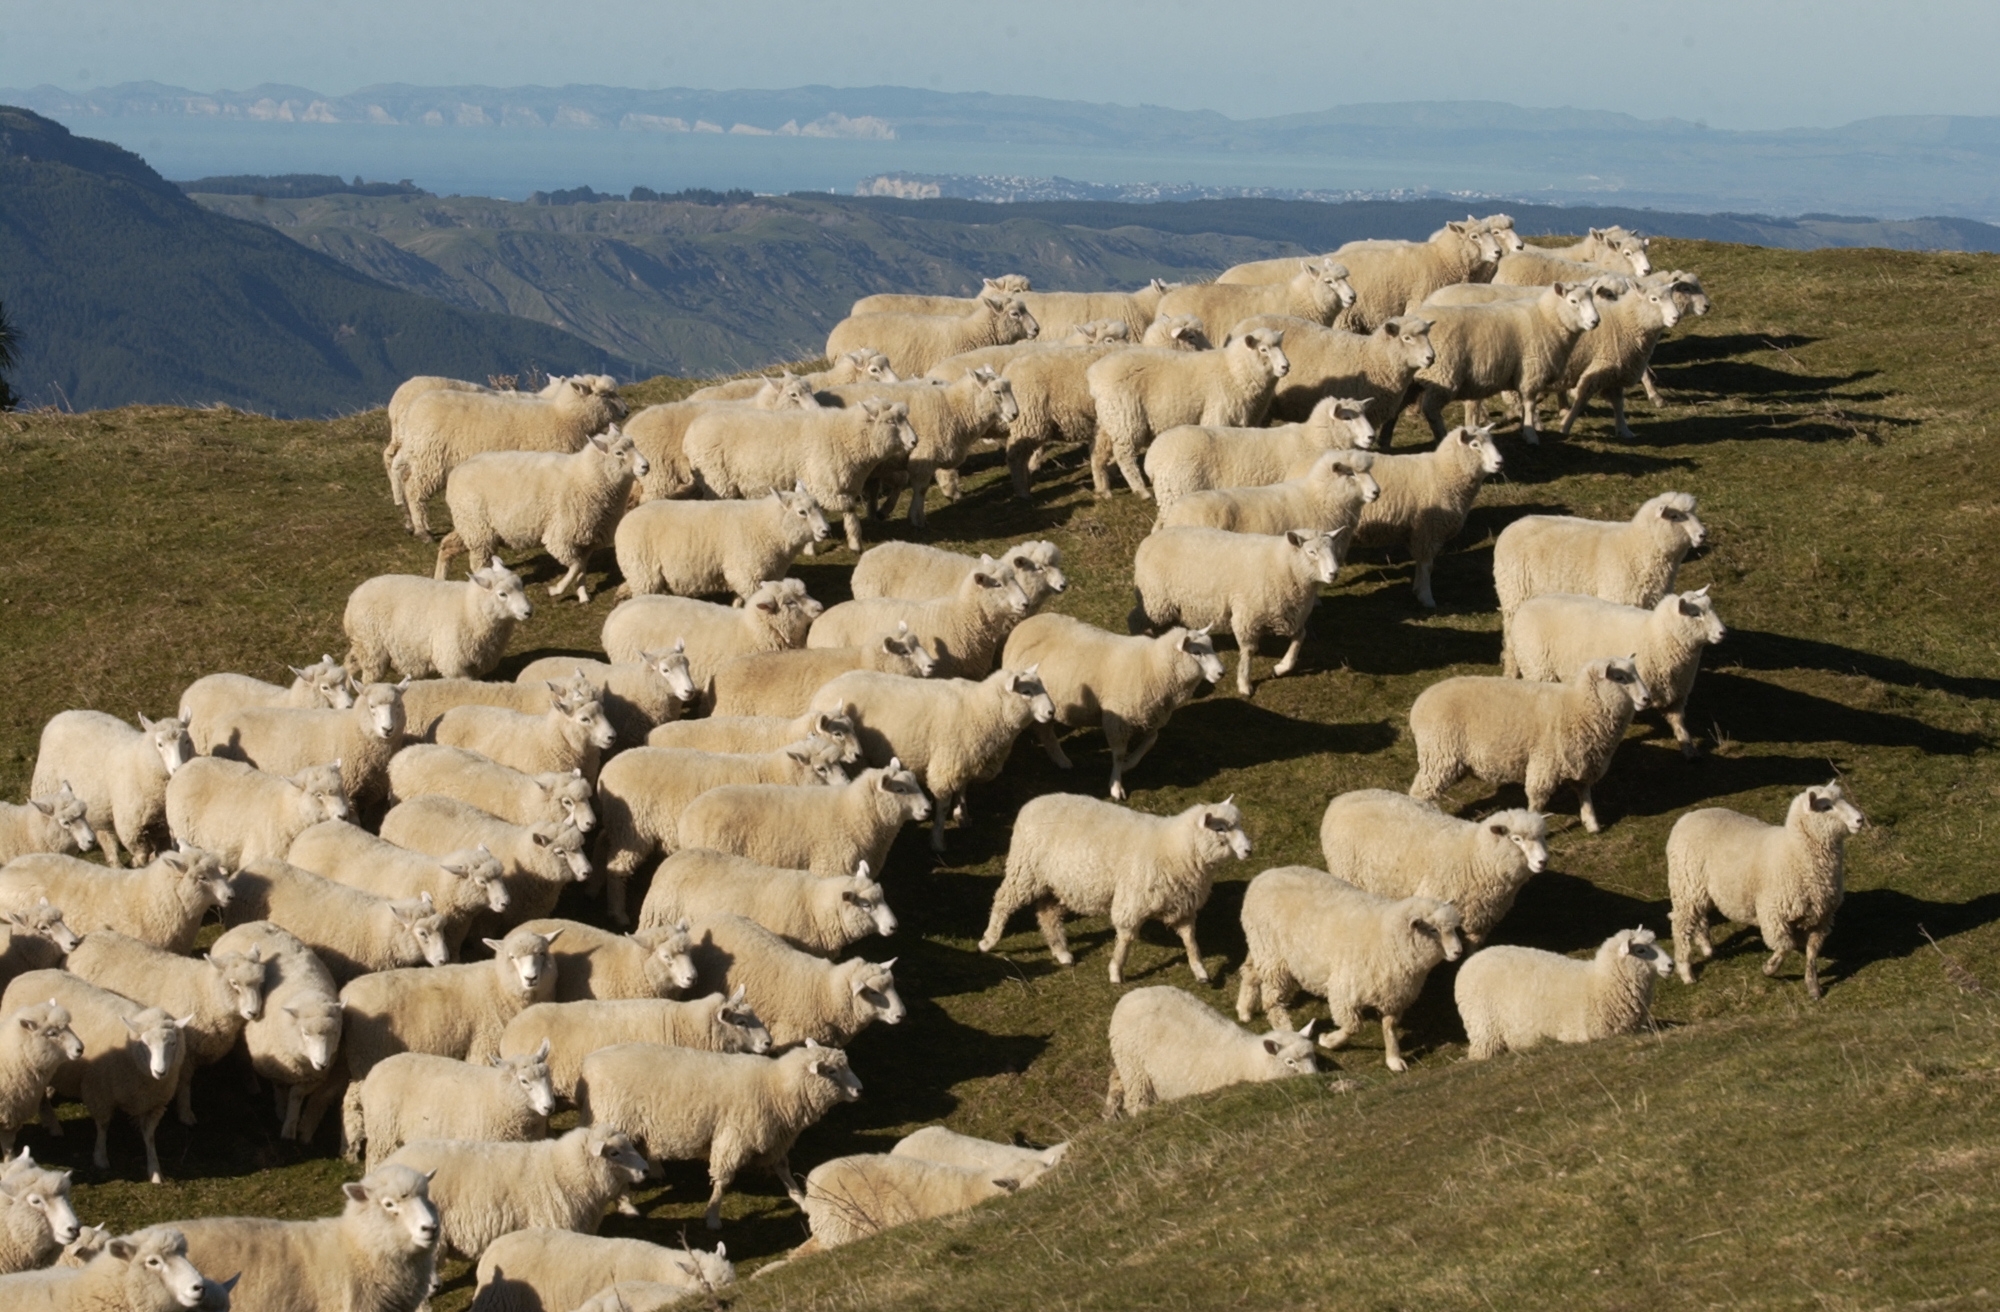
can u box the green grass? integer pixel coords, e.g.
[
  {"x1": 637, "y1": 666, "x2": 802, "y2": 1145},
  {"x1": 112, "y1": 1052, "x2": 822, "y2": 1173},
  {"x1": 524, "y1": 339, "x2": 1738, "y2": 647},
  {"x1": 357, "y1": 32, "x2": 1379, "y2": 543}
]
[{"x1": 3, "y1": 238, "x2": 1999, "y2": 1306}]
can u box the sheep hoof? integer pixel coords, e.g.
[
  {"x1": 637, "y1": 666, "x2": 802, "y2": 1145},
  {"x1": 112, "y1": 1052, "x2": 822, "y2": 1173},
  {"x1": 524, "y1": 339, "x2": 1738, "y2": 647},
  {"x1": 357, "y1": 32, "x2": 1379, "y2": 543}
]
[
  {"x1": 976, "y1": 938, "x2": 995, "y2": 954},
  {"x1": 1190, "y1": 964, "x2": 1210, "y2": 984},
  {"x1": 1385, "y1": 1057, "x2": 1408, "y2": 1073},
  {"x1": 616, "y1": 1197, "x2": 641, "y2": 1216},
  {"x1": 575, "y1": 586, "x2": 590, "y2": 604},
  {"x1": 705, "y1": 1213, "x2": 723, "y2": 1231},
  {"x1": 1054, "y1": 952, "x2": 1075, "y2": 967}
]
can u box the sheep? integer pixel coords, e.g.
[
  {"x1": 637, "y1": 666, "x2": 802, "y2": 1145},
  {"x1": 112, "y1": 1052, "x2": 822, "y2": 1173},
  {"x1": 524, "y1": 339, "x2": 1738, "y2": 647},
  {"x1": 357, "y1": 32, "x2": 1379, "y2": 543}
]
[
  {"x1": 497, "y1": 988, "x2": 770, "y2": 1101},
  {"x1": 807, "y1": 667, "x2": 1053, "y2": 850},
  {"x1": 225, "y1": 859, "x2": 449, "y2": 983},
  {"x1": 1347, "y1": 425, "x2": 1504, "y2": 608},
  {"x1": 1550, "y1": 275, "x2": 1684, "y2": 439},
  {"x1": 672, "y1": 762, "x2": 929, "y2": 879},
  {"x1": 387, "y1": 375, "x2": 628, "y2": 539},
  {"x1": 472, "y1": 1230, "x2": 733, "y2": 1312},
  {"x1": 601, "y1": 579, "x2": 823, "y2": 696},
  {"x1": 285, "y1": 821, "x2": 508, "y2": 951},
  {"x1": 591, "y1": 734, "x2": 851, "y2": 890},
  {"x1": 1213, "y1": 252, "x2": 1340, "y2": 285},
  {"x1": 0, "y1": 971, "x2": 190, "y2": 1183},
  {"x1": 1498, "y1": 229, "x2": 1650, "y2": 281},
  {"x1": 1638, "y1": 270, "x2": 1710, "y2": 404},
  {"x1": 1144, "y1": 396, "x2": 1376, "y2": 508},
  {"x1": 849, "y1": 276, "x2": 1033, "y2": 318},
  {"x1": 1154, "y1": 449, "x2": 1379, "y2": 543},
  {"x1": 1668, "y1": 781, "x2": 1866, "y2": 999},
  {"x1": 1492, "y1": 492, "x2": 1707, "y2": 619},
  {"x1": 980, "y1": 794, "x2": 1249, "y2": 983},
  {"x1": 376, "y1": 798, "x2": 590, "y2": 925},
  {"x1": 1130, "y1": 527, "x2": 1343, "y2": 697},
  {"x1": 641, "y1": 852, "x2": 896, "y2": 955},
  {"x1": 1456, "y1": 927, "x2": 1672, "y2": 1059},
  {"x1": 206, "y1": 681, "x2": 407, "y2": 808},
  {"x1": 208, "y1": 922, "x2": 341, "y2": 1141},
  {"x1": 1103, "y1": 986, "x2": 1318, "y2": 1118},
  {"x1": 386, "y1": 1124, "x2": 649, "y2": 1259},
  {"x1": 852, "y1": 539, "x2": 1068, "y2": 607},
  {"x1": 30, "y1": 712, "x2": 192, "y2": 868},
  {"x1": 512, "y1": 652, "x2": 696, "y2": 746},
  {"x1": 387, "y1": 373, "x2": 587, "y2": 442},
  {"x1": 575, "y1": 1038, "x2": 861, "y2": 1229},
  {"x1": 613, "y1": 486, "x2": 829, "y2": 602},
  {"x1": 808, "y1": 560, "x2": 1031, "y2": 679},
  {"x1": 826, "y1": 295, "x2": 1039, "y2": 380},
  {"x1": 0, "y1": 1004, "x2": 83, "y2": 1158},
  {"x1": 181, "y1": 659, "x2": 358, "y2": 755},
  {"x1": 1413, "y1": 283, "x2": 1602, "y2": 443},
  {"x1": 1506, "y1": 587, "x2": 1726, "y2": 757},
  {"x1": 1002, "y1": 615, "x2": 1223, "y2": 801},
  {"x1": 985, "y1": 340, "x2": 1151, "y2": 499},
  {"x1": 53, "y1": 1221, "x2": 110, "y2": 1268},
  {"x1": 685, "y1": 913, "x2": 903, "y2": 1047},
  {"x1": 172, "y1": 1164, "x2": 439, "y2": 1312},
  {"x1": 1157, "y1": 263, "x2": 1357, "y2": 341},
  {"x1": 822, "y1": 369, "x2": 1019, "y2": 526},
  {"x1": 164, "y1": 758, "x2": 350, "y2": 868},
  {"x1": 1236, "y1": 866, "x2": 1465, "y2": 1072},
  {"x1": 433, "y1": 427, "x2": 650, "y2": 602},
  {"x1": 685, "y1": 399, "x2": 918, "y2": 553},
  {"x1": 431, "y1": 694, "x2": 617, "y2": 784},
  {"x1": 342, "y1": 561, "x2": 534, "y2": 683},
  {"x1": 385, "y1": 746, "x2": 598, "y2": 837},
  {"x1": 889, "y1": 1126, "x2": 1069, "y2": 1182},
  {"x1": 1410, "y1": 656, "x2": 1652, "y2": 833},
  {"x1": 619, "y1": 380, "x2": 822, "y2": 503},
  {"x1": 1320, "y1": 791, "x2": 1547, "y2": 945},
  {"x1": 1085, "y1": 328, "x2": 1291, "y2": 498},
  {"x1": 338, "y1": 926, "x2": 560, "y2": 1086},
  {"x1": 1228, "y1": 313, "x2": 1435, "y2": 436},
  {"x1": 511, "y1": 918, "x2": 698, "y2": 1005},
  {"x1": 1324, "y1": 223, "x2": 1504, "y2": 331},
  {"x1": 397, "y1": 675, "x2": 578, "y2": 741},
  {"x1": 343, "y1": 1047, "x2": 555, "y2": 1169},
  {"x1": 62, "y1": 932, "x2": 264, "y2": 1127},
  {"x1": 0, "y1": 784, "x2": 96, "y2": 865},
  {"x1": 0, "y1": 1224, "x2": 207, "y2": 1312},
  {"x1": 791, "y1": 1154, "x2": 1020, "y2": 1250},
  {"x1": 0, "y1": 903, "x2": 81, "y2": 991},
  {"x1": 645, "y1": 708, "x2": 862, "y2": 763},
  {"x1": 0, "y1": 1151, "x2": 81, "y2": 1274},
  {"x1": 0, "y1": 849, "x2": 232, "y2": 955},
  {"x1": 710, "y1": 627, "x2": 937, "y2": 719},
  {"x1": 1013, "y1": 281, "x2": 1173, "y2": 341}
]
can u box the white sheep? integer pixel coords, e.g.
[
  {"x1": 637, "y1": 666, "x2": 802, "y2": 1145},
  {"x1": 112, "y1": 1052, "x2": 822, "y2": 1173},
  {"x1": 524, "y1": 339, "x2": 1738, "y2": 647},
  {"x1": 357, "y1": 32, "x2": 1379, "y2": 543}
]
[
  {"x1": 30, "y1": 712, "x2": 192, "y2": 868},
  {"x1": 575, "y1": 1039, "x2": 861, "y2": 1229},
  {"x1": 709, "y1": 627, "x2": 937, "y2": 719},
  {"x1": 640, "y1": 852, "x2": 896, "y2": 955},
  {"x1": 619, "y1": 379, "x2": 822, "y2": 503},
  {"x1": 684, "y1": 401, "x2": 918, "y2": 552},
  {"x1": 686, "y1": 912, "x2": 903, "y2": 1047},
  {"x1": 980, "y1": 794, "x2": 1249, "y2": 983},
  {"x1": 1157, "y1": 263, "x2": 1356, "y2": 338},
  {"x1": 397, "y1": 674, "x2": 582, "y2": 741},
  {"x1": 1014, "y1": 281, "x2": 1174, "y2": 341},
  {"x1": 1318, "y1": 223, "x2": 1502, "y2": 330},
  {"x1": 172, "y1": 1165, "x2": 438, "y2": 1312},
  {"x1": 0, "y1": 1150, "x2": 81, "y2": 1274},
  {"x1": 1492, "y1": 491, "x2": 1707, "y2": 619},
  {"x1": 63, "y1": 932, "x2": 264, "y2": 1127},
  {"x1": 164, "y1": 757, "x2": 350, "y2": 867},
  {"x1": 0, "y1": 1004, "x2": 83, "y2": 1158},
  {"x1": 1413, "y1": 284, "x2": 1601, "y2": 443},
  {"x1": 472, "y1": 1230, "x2": 734, "y2": 1312},
  {"x1": 807, "y1": 666, "x2": 1053, "y2": 850},
  {"x1": 825, "y1": 296, "x2": 1040, "y2": 377},
  {"x1": 0, "y1": 849, "x2": 232, "y2": 954},
  {"x1": 433, "y1": 427, "x2": 650, "y2": 602},
  {"x1": 1144, "y1": 396, "x2": 1376, "y2": 508},
  {"x1": 387, "y1": 376, "x2": 628, "y2": 539},
  {"x1": 1085, "y1": 328, "x2": 1291, "y2": 497},
  {"x1": 889, "y1": 1126, "x2": 1068, "y2": 1182},
  {"x1": 513, "y1": 918, "x2": 698, "y2": 1003},
  {"x1": 672, "y1": 763, "x2": 931, "y2": 879},
  {"x1": 0, "y1": 1224, "x2": 207, "y2": 1312},
  {"x1": 821, "y1": 369, "x2": 1019, "y2": 526},
  {"x1": 0, "y1": 970, "x2": 190, "y2": 1183},
  {"x1": 1320, "y1": 790, "x2": 1547, "y2": 945},
  {"x1": 376, "y1": 797, "x2": 590, "y2": 925},
  {"x1": 1639, "y1": 270, "x2": 1710, "y2": 404},
  {"x1": 1506, "y1": 587, "x2": 1726, "y2": 757},
  {"x1": 849, "y1": 276, "x2": 1033, "y2": 318},
  {"x1": 1236, "y1": 866, "x2": 1465, "y2": 1071},
  {"x1": 285, "y1": 821, "x2": 507, "y2": 952},
  {"x1": 601, "y1": 579, "x2": 822, "y2": 696},
  {"x1": 1002, "y1": 615, "x2": 1223, "y2": 800},
  {"x1": 1410, "y1": 657, "x2": 1652, "y2": 833},
  {"x1": 1154, "y1": 449, "x2": 1379, "y2": 542},
  {"x1": 0, "y1": 784, "x2": 96, "y2": 866},
  {"x1": 180, "y1": 658, "x2": 357, "y2": 755},
  {"x1": 1348, "y1": 425, "x2": 1504, "y2": 608},
  {"x1": 225, "y1": 859, "x2": 449, "y2": 983},
  {"x1": 385, "y1": 746, "x2": 597, "y2": 837},
  {"x1": 431, "y1": 693, "x2": 617, "y2": 784},
  {"x1": 850, "y1": 539, "x2": 1068, "y2": 606},
  {"x1": 339, "y1": 927, "x2": 560, "y2": 1083},
  {"x1": 206, "y1": 681, "x2": 407, "y2": 808},
  {"x1": 645, "y1": 708, "x2": 861, "y2": 762},
  {"x1": 498, "y1": 988, "x2": 770, "y2": 1101},
  {"x1": 1103, "y1": 985, "x2": 1317, "y2": 1117},
  {"x1": 614, "y1": 486, "x2": 829, "y2": 602},
  {"x1": 1552, "y1": 275, "x2": 1684, "y2": 439},
  {"x1": 387, "y1": 373, "x2": 585, "y2": 443},
  {"x1": 1456, "y1": 927, "x2": 1673, "y2": 1059},
  {"x1": 343, "y1": 560, "x2": 534, "y2": 682},
  {"x1": 1497, "y1": 230, "x2": 1650, "y2": 282},
  {"x1": 1668, "y1": 781, "x2": 1866, "y2": 999},
  {"x1": 512, "y1": 652, "x2": 697, "y2": 746},
  {"x1": 1130, "y1": 527, "x2": 1342, "y2": 696},
  {"x1": 808, "y1": 560, "x2": 1030, "y2": 679},
  {"x1": 983, "y1": 340, "x2": 1151, "y2": 499},
  {"x1": 791, "y1": 1154, "x2": 1020, "y2": 1251},
  {"x1": 208, "y1": 921, "x2": 340, "y2": 1141},
  {"x1": 343, "y1": 1046, "x2": 555, "y2": 1169},
  {"x1": 0, "y1": 903, "x2": 80, "y2": 991}
]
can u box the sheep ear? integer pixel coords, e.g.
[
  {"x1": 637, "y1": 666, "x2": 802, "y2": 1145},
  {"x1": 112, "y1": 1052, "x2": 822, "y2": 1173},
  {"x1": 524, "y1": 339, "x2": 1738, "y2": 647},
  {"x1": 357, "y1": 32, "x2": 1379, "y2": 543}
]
[
  {"x1": 532, "y1": 1037, "x2": 552, "y2": 1061},
  {"x1": 107, "y1": 1237, "x2": 137, "y2": 1260},
  {"x1": 1262, "y1": 1037, "x2": 1281, "y2": 1054},
  {"x1": 993, "y1": 1177, "x2": 1020, "y2": 1193},
  {"x1": 1284, "y1": 529, "x2": 1307, "y2": 546},
  {"x1": 482, "y1": 937, "x2": 505, "y2": 953},
  {"x1": 854, "y1": 859, "x2": 871, "y2": 879},
  {"x1": 727, "y1": 983, "x2": 747, "y2": 1004}
]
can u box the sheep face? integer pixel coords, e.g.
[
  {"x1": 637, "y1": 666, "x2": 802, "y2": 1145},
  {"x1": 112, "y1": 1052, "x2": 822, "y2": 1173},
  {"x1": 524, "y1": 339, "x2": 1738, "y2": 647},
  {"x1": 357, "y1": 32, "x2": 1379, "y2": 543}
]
[
  {"x1": 1447, "y1": 221, "x2": 1503, "y2": 268},
  {"x1": 984, "y1": 295, "x2": 1040, "y2": 343},
  {"x1": 294, "y1": 656, "x2": 358, "y2": 710},
  {"x1": 801, "y1": 1039, "x2": 864, "y2": 1100},
  {"x1": 643, "y1": 644, "x2": 700, "y2": 706},
  {"x1": 495, "y1": 1041, "x2": 558, "y2": 1117},
  {"x1": 213, "y1": 949, "x2": 267, "y2": 1020},
  {"x1": 138, "y1": 714, "x2": 195, "y2": 778},
  {"x1": 750, "y1": 578, "x2": 824, "y2": 639},
  {"x1": 1303, "y1": 261, "x2": 1358, "y2": 311},
  {"x1": 294, "y1": 764, "x2": 352, "y2": 824},
  {"x1": 589, "y1": 1126, "x2": 653, "y2": 1183},
  {"x1": 859, "y1": 399, "x2": 922, "y2": 456},
  {"x1": 591, "y1": 425, "x2": 651, "y2": 480},
  {"x1": 1320, "y1": 396, "x2": 1377, "y2": 449},
  {"x1": 12, "y1": 900, "x2": 82, "y2": 953},
  {"x1": 473, "y1": 560, "x2": 534, "y2": 622},
  {"x1": 444, "y1": 846, "x2": 511, "y2": 913},
  {"x1": 125, "y1": 1009, "x2": 190, "y2": 1080},
  {"x1": 787, "y1": 734, "x2": 854, "y2": 785},
  {"x1": 973, "y1": 368, "x2": 1021, "y2": 428},
  {"x1": 485, "y1": 929, "x2": 559, "y2": 996},
  {"x1": 776, "y1": 487, "x2": 833, "y2": 545},
  {"x1": 883, "y1": 624, "x2": 938, "y2": 677},
  {"x1": 1635, "y1": 281, "x2": 1681, "y2": 329},
  {"x1": 113, "y1": 1228, "x2": 207, "y2": 1310},
  {"x1": 0, "y1": 1164, "x2": 80, "y2": 1245},
  {"x1": 1197, "y1": 799, "x2": 1253, "y2": 861},
  {"x1": 1285, "y1": 529, "x2": 1343, "y2": 585},
  {"x1": 878, "y1": 760, "x2": 933, "y2": 822},
  {"x1": 18, "y1": 1003, "x2": 84, "y2": 1062},
  {"x1": 1385, "y1": 316, "x2": 1436, "y2": 371},
  {"x1": 569, "y1": 699, "x2": 618, "y2": 752},
  {"x1": 1452, "y1": 425, "x2": 1503, "y2": 475},
  {"x1": 166, "y1": 849, "x2": 235, "y2": 913},
  {"x1": 1548, "y1": 282, "x2": 1601, "y2": 333},
  {"x1": 535, "y1": 823, "x2": 592, "y2": 881},
  {"x1": 846, "y1": 864, "x2": 899, "y2": 938},
  {"x1": 1313, "y1": 451, "x2": 1379, "y2": 504},
  {"x1": 1260, "y1": 1025, "x2": 1321, "y2": 1076},
  {"x1": 1487, "y1": 811, "x2": 1549, "y2": 873},
  {"x1": 1616, "y1": 926, "x2": 1674, "y2": 977},
  {"x1": 362, "y1": 684, "x2": 407, "y2": 741},
  {"x1": 849, "y1": 960, "x2": 905, "y2": 1025},
  {"x1": 345, "y1": 1164, "x2": 440, "y2": 1252},
  {"x1": 399, "y1": 898, "x2": 452, "y2": 966},
  {"x1": 1238, "y1": 329, "x2": 1290, "y2": 380},
  {"x1": 811, "y1": 713, "x2": 865, "y2": 765},
  {"x1": 1177, "y1": 626, "x2": 1227, "y2": 686},
  {"x1": 718, "y1": 985, "x2": 772, "y2": 1054},
  {"x1": 1801, "y1": 781, "x2": 1866, "y2": 836},
  {"x1": 1412, "y1": 901, "x2": 1466, "y2": 963},
  {"x1": 32, "y1": 782, "x2": 99, "y2": 853},
  {"x1": 289, "y1": 1001, "x2": 341, "y2": 1071},
  {"x1": 1005, "y1": 667, "x2": 1057, "y2": 724},
  {"x1": 1670, "y1": 586, "x2": 1726, "y2": 646},
  {"x1": 1594, "y1": 657, "x2": 1653, "y2": 712},
  {"x1": 1642, "y1": 492, "x2": 1705, "y2": 550},
  {"x1": 1481, "y1": 214, "x2": 1525, "y2": 253}
]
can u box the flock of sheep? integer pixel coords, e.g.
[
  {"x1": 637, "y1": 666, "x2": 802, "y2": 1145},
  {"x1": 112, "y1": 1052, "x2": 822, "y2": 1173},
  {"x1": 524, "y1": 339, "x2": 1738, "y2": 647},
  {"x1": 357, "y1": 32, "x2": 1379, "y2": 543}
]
[{"x1": 0, "y1": 215, "x2": 1872, "y2": 1312}]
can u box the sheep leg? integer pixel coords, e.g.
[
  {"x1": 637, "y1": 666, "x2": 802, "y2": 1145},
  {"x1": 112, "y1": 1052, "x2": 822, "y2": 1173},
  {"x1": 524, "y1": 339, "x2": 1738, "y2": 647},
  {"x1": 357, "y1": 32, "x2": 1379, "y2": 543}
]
[
  {"x1": 978, "y1": 878, "x2": 1034, "y2": 953},
  {"x1": 1574, "y1": 781, "x2": 1602, "y2": 834},
  {"x1": 1102, "y1": 1066, "x2": 1126, "y2": 1120},
  {"x1": 141, "y1": 1106, "x2": 166, "y2": 1183},
  {"x1": 1272, "y1": 634, "x2": 1307, "y2": 680},
  {"x1": 1803, "y1": 926, "x2": 1830, "y2": 1000},
  {"x1": 703, "y1": 1138, "x2": 752, "y2": 1230},
  {"x1": 1033, "y1": 721, "x2": 1075, "y2": 771},
  {"x1": 1641, "y1": 368, "x2": 1665, "y2": 406},
  {"x1": 1524, "y1": 765, "x2": 1559, "y2": 818},
  {"x1": 432, "y1": 531, "x2": 468, "y2": 581},
  {"x1": 929, "y1": 792, "x2": 956, "y2": 854},
  {"x1": 1411, "y1": 547, "x2": 1438, "y2": 610},
  {"x1": 1107, "y1": 925, "x2": 1136, "y2": 984},
  {"x1": 547, "y1": 554, "x2": 589, "y2": 601},
  {"x1": 1408, "y1": 749, "x2": 1462, "y2": 804},
  {"x1": 280, "y1": 1086, "x2": 305, "y2": 1141},
  {"x1": 1232, "y1": 622, "x2": 1262, "y2": 697},
  {"x1": 175, "y1": 1064, "x2": 197, "y2": 1127},
  {"x1": 1089, "y1": 430, "x2": 1117, "y2": 498},
  {"x1": 1611, "y1": 388, "x2": 1636, "y2": 442},
  {"x1": 1260, "y1": 975, "x2": 1298, "y2": 1034},
  {"x1": 1006, "y1": 441, "x2": 1038, "y2": 500},
  {"x1": 1671, "y1": 905, "x2": 1704, "y2": 985},
  {"x1": 91, "y1": 1114, "x2": 111, "y2": 1170},
  {"x1": 1418, "y1": 387, "x2": 1450, "y2": 443},
  {"x1": 96, "y1": 825, "x2": 125, "y2": 868},
  {"x1": 1171, "y1": 918, "x2": 1209, "y2": 983},
  {"x1": 41, "y1": 1099, "x2": 61, "y2": 1137},
  {"x1": 1760, "y1": 918, "x2": 1798, "y2": 982},
  {"x1": 1035, "y1": 897, "x2": 1075, "y2": 967},
  {"x1": 1380, "y1": 1013, "x2": 1409, "y2": 1073},
  {"x1": 1665, "y1": 702, "x2": 1697, "y2": 758},
  {"x1": 1235, "y1": 961, "x2": 1262, "y2": 1022},
  {"x1": 1113, "y1": 437, "x2": 1151, "y2": 501},
  {"x1": 1109, "y1": 725, "x2": 1160, "y2": 803},
  {"x1": 1517, "y1": 389, "x2": 1542, "y2": 445},
  {"x1": 605, "y1": 872, "x2": 632, "y2": 928},
  {"x1": 840, "y1": 510, "x2": 864, "y2": 554},
  {"x1": 905, "y1": 459, "x2": 934, "y2": 528}
]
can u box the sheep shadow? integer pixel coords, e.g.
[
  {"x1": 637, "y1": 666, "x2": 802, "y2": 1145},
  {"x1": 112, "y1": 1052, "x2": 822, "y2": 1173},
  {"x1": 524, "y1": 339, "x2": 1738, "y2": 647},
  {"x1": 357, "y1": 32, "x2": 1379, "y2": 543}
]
[
  {"x1": 1632, "y1": 407, "x2": 1916, "y2": 448},
  {"x1": 1133, "y1": 698, "x2": 1396, "y2": 786},
  {"x1": 1719, "y1": 629, "x2": 2000, "y2": 703},
  {"x1": 1819, "y1": 888, "x2": 2000, "y2": 990},
  {"x1": 1651, "y1": 332, "x2": 1822, "y2": 366},
  {"x1": 495, "y1": 645, "x2": 602, "y2": 680},
  {"x1": 1695, "y1": 671, "x2": 1989, "y2": 754},
  {"x1": 822, "y1": 1001, "x2": 1048, "y2": 1133},
  {"x1": 1327, "y1": 601, "x2": 1503, "y2": 676},
  {"x1": 1595, "y1": 742, "x2": 1849, "y2": 820},
  {"x1": 1491, "y1": 870, "x2": 1670, "y2": 955}
]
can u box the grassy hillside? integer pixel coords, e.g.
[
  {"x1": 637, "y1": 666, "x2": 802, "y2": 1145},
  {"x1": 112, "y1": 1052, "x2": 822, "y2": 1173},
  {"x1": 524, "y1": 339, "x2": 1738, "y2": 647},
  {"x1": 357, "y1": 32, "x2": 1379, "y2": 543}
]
[{"x1": 1, "y1": 239, "x2": 1997, "y2": 1306}]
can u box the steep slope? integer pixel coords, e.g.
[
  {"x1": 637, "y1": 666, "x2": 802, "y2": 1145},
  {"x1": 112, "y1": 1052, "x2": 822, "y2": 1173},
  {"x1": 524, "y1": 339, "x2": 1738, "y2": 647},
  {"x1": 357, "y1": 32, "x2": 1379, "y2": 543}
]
[{"x1": 0, "y1": 106, "x2": 633, "y2": 415}]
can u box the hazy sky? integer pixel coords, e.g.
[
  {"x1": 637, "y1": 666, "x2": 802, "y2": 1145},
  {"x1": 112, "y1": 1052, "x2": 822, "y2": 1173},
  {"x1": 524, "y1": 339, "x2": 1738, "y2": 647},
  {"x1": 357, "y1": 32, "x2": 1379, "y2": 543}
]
[{"x1": 8, "y1": 0, "x2": 2000, "y2": 130}]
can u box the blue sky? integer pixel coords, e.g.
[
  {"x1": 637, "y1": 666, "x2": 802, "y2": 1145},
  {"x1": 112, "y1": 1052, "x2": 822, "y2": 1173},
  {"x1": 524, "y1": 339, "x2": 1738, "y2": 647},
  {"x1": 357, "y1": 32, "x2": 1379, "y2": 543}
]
[{"x1": 8, "y1": 0, "x2": 1999, "y2": 130}]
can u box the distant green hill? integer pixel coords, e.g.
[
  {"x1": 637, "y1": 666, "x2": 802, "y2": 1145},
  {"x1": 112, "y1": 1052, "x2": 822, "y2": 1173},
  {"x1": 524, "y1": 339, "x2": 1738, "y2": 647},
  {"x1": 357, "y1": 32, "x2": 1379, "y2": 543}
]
[{"x1": 0, "y1": 107, "x2": 633, "y2": 415}]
